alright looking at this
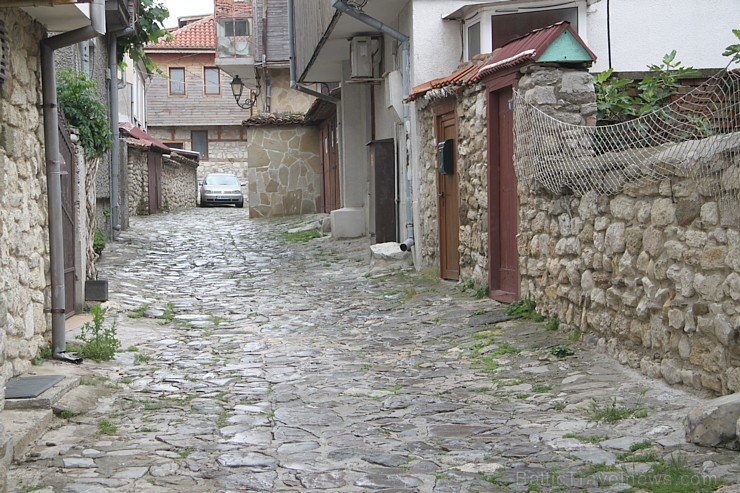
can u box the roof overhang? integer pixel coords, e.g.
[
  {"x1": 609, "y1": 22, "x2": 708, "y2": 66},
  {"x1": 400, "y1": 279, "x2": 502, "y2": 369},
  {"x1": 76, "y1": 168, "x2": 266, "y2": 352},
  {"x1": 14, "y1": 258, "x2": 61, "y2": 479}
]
[
  {"x1": 0, "y1": 0, "x2": 93, "y2": 32},
  {"x1": 443, "y1": 0, "x2": 578, "y2": 21},
  {"x1": 299, "y1": 0, "x2": 405, "y2": 84}
]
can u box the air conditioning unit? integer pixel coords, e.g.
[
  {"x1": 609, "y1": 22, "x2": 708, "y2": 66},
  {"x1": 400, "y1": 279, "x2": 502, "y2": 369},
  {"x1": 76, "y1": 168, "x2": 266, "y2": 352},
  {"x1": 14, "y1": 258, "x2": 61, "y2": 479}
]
[{"x1": 350, "y1": 36, "x2": 373, "y2": 79}]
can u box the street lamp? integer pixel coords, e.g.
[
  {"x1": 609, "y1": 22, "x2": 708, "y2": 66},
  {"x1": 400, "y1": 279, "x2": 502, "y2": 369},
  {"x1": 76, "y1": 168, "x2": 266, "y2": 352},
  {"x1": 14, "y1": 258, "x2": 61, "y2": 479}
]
[{"x1": 230, "y1": 72, "x2": 261, "y2": 109}]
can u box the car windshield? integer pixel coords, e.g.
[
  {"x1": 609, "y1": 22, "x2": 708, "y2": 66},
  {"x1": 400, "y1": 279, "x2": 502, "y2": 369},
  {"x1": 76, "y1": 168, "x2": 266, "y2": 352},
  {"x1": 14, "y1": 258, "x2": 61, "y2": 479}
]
[{"x1": 204, "y1": 174, "x2": 239, "y2": 186}]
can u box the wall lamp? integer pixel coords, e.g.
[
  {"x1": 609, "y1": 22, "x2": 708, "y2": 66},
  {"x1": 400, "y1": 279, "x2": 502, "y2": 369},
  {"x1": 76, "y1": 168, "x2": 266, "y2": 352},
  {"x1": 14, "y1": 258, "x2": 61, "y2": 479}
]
[{"x1": 230, "y1": 71, "x2": 261, "y2": 109}]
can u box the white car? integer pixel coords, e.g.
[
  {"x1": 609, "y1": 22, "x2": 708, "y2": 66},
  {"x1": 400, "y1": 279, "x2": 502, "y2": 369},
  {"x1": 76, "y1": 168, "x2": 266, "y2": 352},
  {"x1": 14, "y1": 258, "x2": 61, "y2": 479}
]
[{"x1": 199, "y1": 173, "x2": 244, "y2": 208}]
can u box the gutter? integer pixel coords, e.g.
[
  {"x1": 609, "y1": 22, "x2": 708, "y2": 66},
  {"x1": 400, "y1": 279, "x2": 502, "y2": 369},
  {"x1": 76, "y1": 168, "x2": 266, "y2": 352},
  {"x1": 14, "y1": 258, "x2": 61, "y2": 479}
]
[
  {"x1": 108, "y1": 22, "x2": 136, "y2": 238},
  {"x1": 329, "y1": 0, "x2": 414, "y2": 248},
  {"x1": 287, "y1": 0, "x2": 338, "y2": 104},
  {"x1": 41, "y1": 0, "x2": 106, "y2": 362}
]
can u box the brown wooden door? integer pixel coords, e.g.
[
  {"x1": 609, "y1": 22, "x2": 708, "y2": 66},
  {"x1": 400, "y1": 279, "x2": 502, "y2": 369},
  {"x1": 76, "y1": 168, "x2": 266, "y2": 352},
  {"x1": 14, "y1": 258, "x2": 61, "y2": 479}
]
[
  {"x1": 320, "y1": 116, "x2": 340, "y2": 212},
  {"x1": 369, "y1": 139, "x2": 397, "y2": 244},
  {"x1": 148, "y1": 152, "x2": 162, "y2": 214},
  {"x1": 437, "y1": 111, "x2": 460, "y2": 280},
  {"x1": 488, "y1": 86, "x2": 518, "y2": 302},
  {"x1": 59, "y1": 124, "x2": 76, "y2": 316}
]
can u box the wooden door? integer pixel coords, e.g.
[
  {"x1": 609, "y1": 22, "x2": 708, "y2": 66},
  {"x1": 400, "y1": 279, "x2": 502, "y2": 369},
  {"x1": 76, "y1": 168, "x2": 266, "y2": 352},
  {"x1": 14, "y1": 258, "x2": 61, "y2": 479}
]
[
  {"x1": 320, "y1": 116, "x2": 340, "y2": 212},
  {"x1": 59, "y1": 123, "x2": 76, "y2": 317},
  {"x1": 437, "y1": 111, "x2": 460, "y2": 280},
  {"x1": 488, "y1": 86, "x2": 518, "y2": 302},
  {"x1": 369, "y1": 139, "x2": 397, "y2": 244},
  {"x1": 148, "y1": 152, "x2": 162, "y2": 214}
]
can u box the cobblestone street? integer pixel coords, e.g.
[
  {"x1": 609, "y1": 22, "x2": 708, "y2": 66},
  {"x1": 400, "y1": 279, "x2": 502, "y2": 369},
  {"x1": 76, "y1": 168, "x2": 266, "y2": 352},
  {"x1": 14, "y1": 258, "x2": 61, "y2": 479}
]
[{"x1": 8, "y1": 208, "x2": 740, "y2": 492}]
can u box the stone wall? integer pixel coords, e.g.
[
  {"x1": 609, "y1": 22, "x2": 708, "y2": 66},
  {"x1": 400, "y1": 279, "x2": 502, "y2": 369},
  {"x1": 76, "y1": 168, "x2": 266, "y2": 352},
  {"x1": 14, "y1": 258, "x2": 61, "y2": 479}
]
[
  {"x1": 514, "y1": 65, "x2": 739, "y2": 395},
  {"x1": 162, "y1": 156, "x2": 198, "y2": 211},
  {"x1": 247, "y1": 125, "x2": 321, "y2": 218},
  {"x1": 0, "y1": 8, "x2": 48, "y2": 489},
  {"x1": 125, "y1": 142, "x2": 198, "y2": 215},
  {"x1": 416, "y1": 85, "x2": 489, "y2": 285}
]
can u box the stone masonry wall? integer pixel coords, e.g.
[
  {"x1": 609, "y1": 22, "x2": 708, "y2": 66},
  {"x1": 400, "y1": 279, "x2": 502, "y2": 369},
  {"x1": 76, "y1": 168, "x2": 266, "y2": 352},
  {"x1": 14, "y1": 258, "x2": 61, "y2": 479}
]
[
  {"x1": 416, "y1": 85, "x2": 489, "y2": 285},
  {"x1": 247, "y1": 125, "x2": 321, "y2": 218},
  {"x1": 162, "y1": 156, "x2": 198, "y2": 211},
  {"x1": 125, "y1": 144, "x2": 150, "y2": 217},
  {"x1": 515, "y1": 65, "x2": 739, "y2": 395},
  {"x1": 0, "y1": 9, "x2": 48, "y2": 489}
]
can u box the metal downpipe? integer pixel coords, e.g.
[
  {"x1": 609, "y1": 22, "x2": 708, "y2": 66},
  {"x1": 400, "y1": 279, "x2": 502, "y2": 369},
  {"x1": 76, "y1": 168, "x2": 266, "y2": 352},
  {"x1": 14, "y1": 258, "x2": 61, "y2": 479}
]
[
  {"x1": 330, "y1": 0, "x2": 414, "y2": 247},
  {"x1": 287, "y1": 0, "x2": 338, "y2": 104},
  {"x1": 109, "y1": 24, "x2": 135, "y2": 238},
  {"x1": 41, "y1": 0, "x2": 106, "y2": 361}
]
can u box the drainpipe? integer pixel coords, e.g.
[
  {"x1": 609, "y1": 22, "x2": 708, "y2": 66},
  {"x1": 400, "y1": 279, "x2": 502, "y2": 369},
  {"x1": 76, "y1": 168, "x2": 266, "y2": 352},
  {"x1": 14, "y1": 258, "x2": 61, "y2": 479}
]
[
  {"x1": 109, "y1": 22, "x2": 136, "y2": 238},
  {"x1": 41, "y1": 0, "x2": 106, "y2": 361},
  {"x1": 287, "y1": 0, "x2": 338, "y2": 104},
  {"x1": 329, "y1": 0, "x2": 414, "y2": 249}
]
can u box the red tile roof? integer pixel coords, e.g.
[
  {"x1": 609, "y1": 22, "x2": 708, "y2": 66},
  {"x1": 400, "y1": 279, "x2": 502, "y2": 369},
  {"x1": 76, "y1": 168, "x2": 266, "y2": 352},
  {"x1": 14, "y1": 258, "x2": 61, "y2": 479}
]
[
  {"x1": 243, "y1": 113, "x2": 309, "y2": 127},
  {"x1": 407, "y1": 22, "x2": 596, "y2": 102},
  {"x1": 119, "y1": 122, "x2": 170, "y2": 153},
  {"x1": 147, "y1": 15, "x2": 215, "y2": 50}
]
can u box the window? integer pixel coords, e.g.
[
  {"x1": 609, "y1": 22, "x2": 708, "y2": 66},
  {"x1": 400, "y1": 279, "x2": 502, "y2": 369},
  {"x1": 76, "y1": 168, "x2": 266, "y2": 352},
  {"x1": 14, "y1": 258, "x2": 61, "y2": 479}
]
[
  {"x1": 467, "y1": 22, "x2": 481, "y2": 59},
  {"x1": 492, "y1": 7, "x2": 577, "y2": 49},
  {"x1": 169, "y1": 67, "x2": 185, "y2": 95},
  {"x1": 191, "y1": 131, "x2": 208, "y2": 159},
  {"x1": 165, "y1": 142, "x2": 183, "y2": 150},
  {"x1": 224, "y1": 19, "x2": 250, "y2": 37},
  {"x1": 204, "y1": 67, "x2": 220, "y2": 95}
]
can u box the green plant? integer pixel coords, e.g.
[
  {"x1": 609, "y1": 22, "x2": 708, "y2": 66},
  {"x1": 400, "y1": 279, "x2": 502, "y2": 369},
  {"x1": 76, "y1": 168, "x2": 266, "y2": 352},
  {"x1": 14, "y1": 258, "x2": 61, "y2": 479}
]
[
  {"x1": 59, "y1": 409, "x2": 76, "y2": 419},
  {"x1": 568, "y1": 328, "x2": 582, "y2": 341},
  {"x1": 506, "y1": 295, "x2": 544, "y2": 322},
  {"x1": 492, "y1": 342, "x2": 521, "y2": 356},
  {"x1": 723, "y1": 29, "x2": 740, "y2": 64},
  {"x1": 282, "y1": 230, "x2": 322, "y2": 243},
  {"x1": 134, "y1": 353, "x2": 152, "y2": 364},
  {"x1": 57, "y1": 70, "x2": 113, "y2": 160},
  {"x1": 98, "y1": 419, "x2": 117, "y2": 435},
  {"x1": 563, "y1": 433, "x2": 608, "y2": 444},
  {"x1": 74, "y1": 305, "x2": 120, "y2": 362},
  {"x1": 474, "y1": 286, "x2": 489, "y2": 299},
  {"x1": 546, "y1": 317, "x2": 559, "y2": 331},
  {"x1": 550, "y1": 345, "x2": 575, "y2": 358},
  {"x1": 595, "y1": 68, "x2": 637, "y2": 122},
  {"x1": 92, "y1": 228, "x2": 106, "y2": 255},
  {"x1": 532, "y1": 384, "x2": 552, "y2": 393},
  {"x1": 117, "y1": 0, "x2": 171, "y2": 73},
  {"x1": 626, "y1": 456, "x2": 722, "y2": 493},
  {"x1": 102, "y1": 207, "x2": 112, "y2": 218},
  {"x1": 551, "y1": 400, "x2": 566, "y2": 410},
  {"x1": 588, "y1": 398, "x2": 647, "y2": 423}
]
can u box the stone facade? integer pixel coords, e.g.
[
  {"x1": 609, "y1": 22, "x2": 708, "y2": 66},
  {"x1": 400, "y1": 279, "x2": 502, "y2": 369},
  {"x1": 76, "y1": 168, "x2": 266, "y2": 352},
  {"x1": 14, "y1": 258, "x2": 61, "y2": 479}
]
[
  {"x1": 415, "y1": 62, "x2": 739, "y2": 395},
  {"x1": 0, "y1": 8, "x2": 48, "y2": 488},
  {"x1": 416, "y1": 84, "x2": 489, "y2": 285},
  {"x1": 247, "y1": 125, "x2": 322, "y2": 218},
  {"x1": 147, "y1": 125, "x2": 249, "y2": 186},
  {"x1": 124, "y1": 142, "x2": 198, "y2": 216}
]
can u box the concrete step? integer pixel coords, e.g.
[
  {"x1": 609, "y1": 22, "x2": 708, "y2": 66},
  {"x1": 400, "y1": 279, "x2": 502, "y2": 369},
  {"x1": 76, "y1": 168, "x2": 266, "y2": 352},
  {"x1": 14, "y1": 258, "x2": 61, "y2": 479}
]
[
  {"x1": 1, "y1": 409, "x2": 54, "y2": 462},
  {"x1": 4, "y1": 375, "x2": 81, "y2": 411}
]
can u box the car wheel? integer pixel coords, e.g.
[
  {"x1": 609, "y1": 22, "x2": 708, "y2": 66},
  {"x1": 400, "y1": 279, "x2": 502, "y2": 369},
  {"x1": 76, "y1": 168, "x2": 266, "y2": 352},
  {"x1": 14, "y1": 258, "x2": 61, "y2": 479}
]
[{"x1": 236, "y1": 201, "x2": 244, "y2": 209}]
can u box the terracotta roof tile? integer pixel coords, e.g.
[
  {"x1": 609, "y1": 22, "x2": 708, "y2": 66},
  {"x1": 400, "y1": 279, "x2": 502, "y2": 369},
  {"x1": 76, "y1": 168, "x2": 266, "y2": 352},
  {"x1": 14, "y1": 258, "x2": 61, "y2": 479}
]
[
  {"x1": 243, "y1": 113, "x2": 308, "y2": 127},
  {"x1": 147, "y1": 15, "x2": 215, "y2": 50},
  {"x1": 119, "y1": 122, "x2": 170, "y2": 153}
]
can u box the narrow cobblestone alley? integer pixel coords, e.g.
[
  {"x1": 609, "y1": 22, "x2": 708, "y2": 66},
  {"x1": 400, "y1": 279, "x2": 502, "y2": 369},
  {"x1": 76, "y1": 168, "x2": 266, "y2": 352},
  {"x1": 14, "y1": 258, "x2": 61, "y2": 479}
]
[{"x1": 8, "y1": 209, "x2": 739, "y2": 492}]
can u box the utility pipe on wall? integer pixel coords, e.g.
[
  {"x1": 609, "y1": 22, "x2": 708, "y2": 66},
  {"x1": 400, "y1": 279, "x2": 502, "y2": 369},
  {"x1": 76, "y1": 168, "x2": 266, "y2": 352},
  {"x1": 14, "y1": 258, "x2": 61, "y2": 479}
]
[
  {"x1": 287, "y1": 0, "x2": 338, "y2": 104},
  {"x1": 108, "y1": 23, "x2": 135, "y2": 238},
  {"x1": 329, "y1": 0, "x2": 414, "y2": 249},
  {"x1": 41, "y1": 0, "x2": 106, "y2": 361}
]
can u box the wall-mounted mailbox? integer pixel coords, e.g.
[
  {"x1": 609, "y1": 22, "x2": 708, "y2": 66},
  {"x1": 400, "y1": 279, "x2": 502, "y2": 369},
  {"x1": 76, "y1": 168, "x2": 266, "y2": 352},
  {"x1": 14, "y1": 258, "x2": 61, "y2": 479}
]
[{"x1": 437, "y1": 138, "x2": 454, "y2": 175}]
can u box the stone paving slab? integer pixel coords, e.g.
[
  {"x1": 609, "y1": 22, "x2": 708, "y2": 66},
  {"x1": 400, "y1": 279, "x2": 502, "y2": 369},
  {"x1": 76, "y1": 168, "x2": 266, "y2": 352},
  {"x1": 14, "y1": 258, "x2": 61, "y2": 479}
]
[{"x1": 7, "y1": 209, "x2": 740, "y2": 492}]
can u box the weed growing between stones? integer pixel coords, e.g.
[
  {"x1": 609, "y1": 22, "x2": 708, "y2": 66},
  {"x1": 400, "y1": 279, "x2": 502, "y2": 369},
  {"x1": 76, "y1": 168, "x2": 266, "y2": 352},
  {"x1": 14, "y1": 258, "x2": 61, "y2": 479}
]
[
  {"x1": 506, "y1": 295, "x2": 544, "y2": 322},
  {"x1": 563, "y1": 433, "x2": 609, "y2": 444},
  {"x1": 59, "y1": 409, "x2": 76, "y2": 419},
  {"x1": 134, "y1": 353, "x2": 152, "y2": 364},
  {"x1": 73, "y1": 305, "x2": 120, "y2": 362},
  {"x1": 625, "y1": 455, "x2": 722, "y2": 493},
  {"x1": 546, "y1": 317, "x2": 560, "y2": 331},
  {"x1": 97, "y1": 419, "x2": 117, "y2": 435},
  {"x1": 550, "y1": 345, "x2": 575, "y2": 358},
  {"x1": 157, "y1": 302, "x2": 176, "y2": 325},
  {"x1": 281, "y1": 230, "x2": 322, "y2": 243},
  {"x1": 31, "y1": 346, "x2": 53, "y2": 365},
  {"x1": 128, "y1": 304, "x2": 149, "y2": 319},
  {"x1": 587, "y1": 397, "x2": 647, "y2": 423}
]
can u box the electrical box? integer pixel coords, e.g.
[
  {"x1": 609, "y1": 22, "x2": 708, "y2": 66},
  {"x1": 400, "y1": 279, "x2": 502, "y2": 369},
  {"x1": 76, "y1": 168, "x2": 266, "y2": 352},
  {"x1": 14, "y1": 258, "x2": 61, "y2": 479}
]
[
  {"x1": 437, "y1": 139, "x2": 454, "y2": 174},
  {"x1": 350, "y1": 36, "x2": 373, "y2": 79}
]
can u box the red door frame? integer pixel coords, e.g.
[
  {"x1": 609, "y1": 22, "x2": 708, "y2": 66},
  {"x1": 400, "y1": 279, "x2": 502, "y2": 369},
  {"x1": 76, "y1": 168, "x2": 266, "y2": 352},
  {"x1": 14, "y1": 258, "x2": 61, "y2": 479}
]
[{"x1": 486, "y1": 72, "x2": 519, "y2": 302}]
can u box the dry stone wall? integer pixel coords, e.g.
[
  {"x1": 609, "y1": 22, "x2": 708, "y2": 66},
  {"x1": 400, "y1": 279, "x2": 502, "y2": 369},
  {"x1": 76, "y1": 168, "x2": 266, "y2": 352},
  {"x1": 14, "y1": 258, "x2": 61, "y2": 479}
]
[
  {"x1": 515, "y1": 65, "x2": 739, "y2": 395},
  {"x1": 247, "y1": 125, "x2": 321, "y2": 218},
  {"x1": 162, "y1": 156, "x2": 198, "y2": 211}
]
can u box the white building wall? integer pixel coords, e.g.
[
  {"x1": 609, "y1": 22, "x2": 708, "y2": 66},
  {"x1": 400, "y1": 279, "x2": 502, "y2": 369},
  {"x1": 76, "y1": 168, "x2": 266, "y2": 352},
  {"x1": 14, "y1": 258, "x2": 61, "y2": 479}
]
[{"x1": 587, "y1": 0, "x2": 737, "y2": 73}]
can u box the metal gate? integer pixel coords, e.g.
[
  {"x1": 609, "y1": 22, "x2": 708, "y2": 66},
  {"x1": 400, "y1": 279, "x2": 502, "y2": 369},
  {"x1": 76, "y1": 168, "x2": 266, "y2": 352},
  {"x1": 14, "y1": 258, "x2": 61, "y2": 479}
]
[{"x1": 58, "y1": 116, "x2": 76, "y2": 317}]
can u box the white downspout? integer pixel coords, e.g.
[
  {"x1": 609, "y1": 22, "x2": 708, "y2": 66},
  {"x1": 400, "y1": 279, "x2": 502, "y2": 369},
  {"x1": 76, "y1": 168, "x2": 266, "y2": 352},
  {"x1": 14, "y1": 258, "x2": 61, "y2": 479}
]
[
  {"x1": 330, "y1": 0, "x2": 414, "y2": 250},
  {"x1": 41, "y1": 0, "x2": 106, "y2": 361}
]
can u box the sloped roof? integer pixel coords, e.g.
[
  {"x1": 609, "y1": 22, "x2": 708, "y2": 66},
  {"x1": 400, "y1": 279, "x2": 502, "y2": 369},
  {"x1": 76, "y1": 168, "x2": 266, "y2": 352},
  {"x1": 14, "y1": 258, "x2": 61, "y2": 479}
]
[
  {"x1": 146, "y1": 15, "x2": 215, "y2": 50},
  {"x1": 119, "y1": 122, "x2": 170, "y2": 153},
  {"x1": 243, "y1": 113, "x2": 309, "y2": 127},
  {"x1": 407, "y1": 22, "x2": 595, "y2": 102}
]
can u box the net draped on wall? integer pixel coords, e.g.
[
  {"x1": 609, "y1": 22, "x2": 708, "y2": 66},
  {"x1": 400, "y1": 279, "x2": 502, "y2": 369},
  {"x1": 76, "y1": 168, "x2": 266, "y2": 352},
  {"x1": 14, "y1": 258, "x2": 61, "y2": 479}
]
[{"x1": 514, "y1": 69, "x2": 740, "y2": 203}]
